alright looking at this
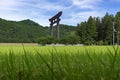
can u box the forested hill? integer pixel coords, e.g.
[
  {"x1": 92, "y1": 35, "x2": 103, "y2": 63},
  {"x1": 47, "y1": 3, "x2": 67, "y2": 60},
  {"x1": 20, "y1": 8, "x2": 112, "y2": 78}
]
[{"x1": 0, "y1": 18, "x2": 76, "y2": 43}]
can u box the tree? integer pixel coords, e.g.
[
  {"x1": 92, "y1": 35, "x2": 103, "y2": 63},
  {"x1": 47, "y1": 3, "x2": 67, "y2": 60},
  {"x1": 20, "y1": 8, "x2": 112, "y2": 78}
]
[
  {"x1": 115, "y1": 12, "x2": 120, "y2": 30},
  {"x1": 101, "y1": 13, "x2": 114, "y2": 44},
  {"x1": 95, "y1": 17, "x2": 102, "y2": 41},
  {"x1": 86, "y1": 16, "x2": 97, "y2": 44},
  {"x1": 76, "y1": 22, "x2": 87, "y2": 43},
  {"x1": 115, "y1": 12, "x2": 120, "y2": 44}
]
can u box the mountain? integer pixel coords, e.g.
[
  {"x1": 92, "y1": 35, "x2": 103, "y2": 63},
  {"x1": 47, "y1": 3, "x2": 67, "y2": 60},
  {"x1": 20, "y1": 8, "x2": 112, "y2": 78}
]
[{"x1": 0, "y1": 18, "x2": 76, "y2": 43}]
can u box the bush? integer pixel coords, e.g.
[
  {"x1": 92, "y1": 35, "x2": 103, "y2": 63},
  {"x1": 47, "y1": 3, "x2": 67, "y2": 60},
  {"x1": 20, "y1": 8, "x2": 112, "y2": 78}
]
[
  {"x1": 37, "y1": 35, "x2": 80, "y2": 45},
  {"x1": 59, "y1": 35, "x2": 80, "y2": 45},
  {"x1": 98, "y1": 40, "x2": 104, "y2": 45},
  {"x1": 37, "y1": 36, "x2": 57, "y2": 45}
]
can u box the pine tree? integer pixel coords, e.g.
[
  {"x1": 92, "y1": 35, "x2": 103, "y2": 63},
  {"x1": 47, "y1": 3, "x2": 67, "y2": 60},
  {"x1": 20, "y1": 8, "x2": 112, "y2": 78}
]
[
  {"x1": 86, "y1": 16, "x2": 97, "y2": 44},
  {"x1": 115, "y1": 11, "x2": 120, "y2": 44},
  {"x1": 95, "y1": 17, "x2": 101, "y2": 41},
  {"x1": 76, "y1": 22, "x2": 87, "y2": 43},
  {"x1": 101, "y1": 13, "x2": 114, "y2": 44}
]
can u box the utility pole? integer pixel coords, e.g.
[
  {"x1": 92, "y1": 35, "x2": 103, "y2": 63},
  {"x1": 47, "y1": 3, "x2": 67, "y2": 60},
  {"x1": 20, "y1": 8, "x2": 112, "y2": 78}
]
[
  {"x1": 113, "y1": 22, "x2": 115, "y2": 45},
  {"x1": 117, "y1": 31, "x2": 120, "y2": 45},
  {"x1": 112, "y1": 21, "x2": 120, "y2": 45}
]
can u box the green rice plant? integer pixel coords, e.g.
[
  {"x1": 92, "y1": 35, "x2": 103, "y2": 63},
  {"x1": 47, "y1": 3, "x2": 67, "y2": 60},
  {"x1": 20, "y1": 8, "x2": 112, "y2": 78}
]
[{"x1": 0, "y1": 46, "x2": 120, "y2": 80}]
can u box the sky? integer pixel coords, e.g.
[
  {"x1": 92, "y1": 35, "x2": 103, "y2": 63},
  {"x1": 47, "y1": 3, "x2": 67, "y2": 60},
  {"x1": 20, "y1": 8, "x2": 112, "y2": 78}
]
[{"x1": 0, "y1": 0, "x2": 120, "y2": 26}]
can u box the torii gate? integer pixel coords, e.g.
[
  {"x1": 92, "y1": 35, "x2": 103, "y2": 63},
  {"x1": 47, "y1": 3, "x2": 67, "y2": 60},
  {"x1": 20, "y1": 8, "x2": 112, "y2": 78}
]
[{"x1": 49, "y1": 11, "x2": 62, "y2": 39}]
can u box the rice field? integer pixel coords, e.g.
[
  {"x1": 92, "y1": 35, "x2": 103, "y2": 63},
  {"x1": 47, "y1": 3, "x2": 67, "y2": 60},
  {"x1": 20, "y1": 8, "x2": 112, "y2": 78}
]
[{"x1": 0, "y1": 45, "x2": 120, "y2": 80}]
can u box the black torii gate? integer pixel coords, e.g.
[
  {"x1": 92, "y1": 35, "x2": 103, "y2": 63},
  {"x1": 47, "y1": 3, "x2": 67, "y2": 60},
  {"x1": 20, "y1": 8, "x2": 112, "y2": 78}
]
[{"x1": 49, "y1": 11, "x2": 62, "y2": 39}]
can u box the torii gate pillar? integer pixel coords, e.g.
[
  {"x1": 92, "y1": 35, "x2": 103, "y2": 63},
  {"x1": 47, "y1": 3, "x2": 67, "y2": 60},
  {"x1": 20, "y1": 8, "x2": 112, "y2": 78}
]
[{"x1": 49, "y1": 11, "x2": 62, "y2": 40}]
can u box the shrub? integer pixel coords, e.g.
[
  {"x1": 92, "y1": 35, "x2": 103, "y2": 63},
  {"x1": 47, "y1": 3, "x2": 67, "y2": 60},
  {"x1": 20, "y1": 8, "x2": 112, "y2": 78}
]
[
  {"x1": 59, "y1": 35, "x2": 80, "y2": 45},
  {"x1": 37, "y1": 36, "x2": 57, "y2": 45}
]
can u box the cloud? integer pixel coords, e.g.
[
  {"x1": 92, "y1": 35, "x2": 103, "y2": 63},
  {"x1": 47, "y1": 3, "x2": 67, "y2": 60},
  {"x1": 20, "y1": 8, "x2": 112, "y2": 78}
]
[
  {"x1": 60, "y1": 0, "x2": 104, "y2": 25},
  {"x1": 35, "y1": 0, "x2": 104, "y2": 26},
  {"x1": 0, "y1": 0, "x2": 16, "y2": 7},
  {"x1": 61, "y1": 10, "x2": 105, "y2": 26},
  {"x1": 0, "y1": 0, "x2": 115, "y2": 26},
  {"x1": 72, "y1": 0, "x2": 102, "y2": 9},
  {"x1": 0, "y1": 0, "x2": 70, "y2": 24}
]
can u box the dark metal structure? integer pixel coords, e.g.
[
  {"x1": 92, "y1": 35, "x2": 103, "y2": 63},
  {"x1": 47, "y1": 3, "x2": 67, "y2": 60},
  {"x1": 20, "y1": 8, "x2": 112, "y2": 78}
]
[{"x1": 49, "y1": 11, "x2": 62, "y2": 39}]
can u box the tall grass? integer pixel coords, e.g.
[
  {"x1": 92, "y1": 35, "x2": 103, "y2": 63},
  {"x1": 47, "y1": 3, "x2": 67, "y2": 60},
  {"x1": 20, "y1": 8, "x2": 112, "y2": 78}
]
[{"x1": 0, "y1": 46, "x2": 120, "y2": 80}]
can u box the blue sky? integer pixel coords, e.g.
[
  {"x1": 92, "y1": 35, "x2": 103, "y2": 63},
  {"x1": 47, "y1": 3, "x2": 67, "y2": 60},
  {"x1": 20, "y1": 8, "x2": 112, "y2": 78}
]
[{"x1": 0, "y1": 0, "x2": 120, "y2": 26}]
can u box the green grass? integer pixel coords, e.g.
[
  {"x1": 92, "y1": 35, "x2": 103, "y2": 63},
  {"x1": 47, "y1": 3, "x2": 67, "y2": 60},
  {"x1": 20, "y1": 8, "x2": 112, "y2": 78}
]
[{"x1": 0, "y1": 45, "x2": 120, "y2": 80}]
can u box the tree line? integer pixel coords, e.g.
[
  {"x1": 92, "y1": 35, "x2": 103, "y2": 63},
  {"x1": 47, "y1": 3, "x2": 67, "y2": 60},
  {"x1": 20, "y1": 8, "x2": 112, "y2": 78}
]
[
  {"x1": 76, "y1": 11, "x2": 120, "y2": 45},
  {"x1": 38, "y1": 11, "x2": 120, "y2": 45}
]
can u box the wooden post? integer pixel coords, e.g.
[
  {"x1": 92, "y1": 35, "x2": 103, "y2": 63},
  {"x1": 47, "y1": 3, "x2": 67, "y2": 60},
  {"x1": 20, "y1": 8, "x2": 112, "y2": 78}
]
[
  {"x1": 113, "y1": 22, "x2": 115, "y2": 45},
  {"x1": 56, "y1": 21, "x2": 60, "y2": 39},
  {"x1": 117, "y1": 31, "x2": 120, "y2": 45},
  {"x1": 50, "y1": 24, "x2": 53, "y2": 36}
]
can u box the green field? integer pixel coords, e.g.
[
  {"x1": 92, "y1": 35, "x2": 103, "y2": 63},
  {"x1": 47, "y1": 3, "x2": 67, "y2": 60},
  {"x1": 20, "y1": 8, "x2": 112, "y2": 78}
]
[{"x1": 0, "y1": 45, "x2": 120, "y2": 80}]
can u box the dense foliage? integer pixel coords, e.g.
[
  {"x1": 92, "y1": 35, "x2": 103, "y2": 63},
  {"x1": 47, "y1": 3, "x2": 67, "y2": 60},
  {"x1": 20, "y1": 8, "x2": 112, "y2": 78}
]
[
  {"x1": 37, "y1": 36, "x2": 57, "y2": 45},
  {"x1": 0, "y1": 18, "x2": 76, "y2": 43},
  {"x1": 76, "y1": 11, "x2": 120, "y2": 45},
  {"x1": 59, "y1": 35, "x2": 80, "y2": 45}
]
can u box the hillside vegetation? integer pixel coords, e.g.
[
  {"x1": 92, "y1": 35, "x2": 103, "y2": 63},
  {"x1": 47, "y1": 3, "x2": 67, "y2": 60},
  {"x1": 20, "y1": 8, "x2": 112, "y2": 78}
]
[{"x1": 0, "y1": 18, "x2": 76, "y2": 43}]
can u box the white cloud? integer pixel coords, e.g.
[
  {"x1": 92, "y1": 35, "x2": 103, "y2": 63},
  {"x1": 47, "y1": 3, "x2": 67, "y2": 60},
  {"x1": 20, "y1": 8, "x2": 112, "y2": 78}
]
[
  {"x1": 32, "y1": 0, "x2": 72, "y2": 12},
  {"x1": 72, "y1": 0, "x2": 102, "y2": 9},
  {"x1": 72, "y1": 11, "x2": 104, "y2": 18},
  {"x1": 0, "y1": 0, "x2": 25, "y2": 10},
  {"x1": 0, "y1": 0, "x2": 71, "y2": 26},
  {"x1": 0, "y1": 0, "x2": 109, "y2": 26},
  {"x1": 0, "y1": 0, "x2": 16, "y2": 6},
  {"x1": 61, "y1": 11, "x2": 105, "y2": 25},
  {"x1": 59, "y1": 0, "x2": 104, "y2": 25}
]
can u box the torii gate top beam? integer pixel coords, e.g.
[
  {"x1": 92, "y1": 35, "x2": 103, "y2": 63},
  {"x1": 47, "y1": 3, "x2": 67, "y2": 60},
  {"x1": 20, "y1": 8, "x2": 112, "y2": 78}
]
[{"x1": 49, "y1": 11, "x2": 62, "y2": 23}]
